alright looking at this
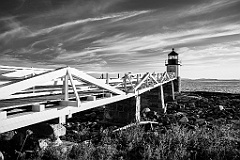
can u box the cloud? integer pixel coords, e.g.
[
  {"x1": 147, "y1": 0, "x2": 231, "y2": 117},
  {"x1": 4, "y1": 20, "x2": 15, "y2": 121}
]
[
  {"x1": 28, "y1": 10, "x2": 151, "y2": 37},
  {"x1": 0, "y1": 0, "x2": 240, "y2": 78},
  {"x1": 0, "y1": 17, "x2": 31, "y2": 46}
]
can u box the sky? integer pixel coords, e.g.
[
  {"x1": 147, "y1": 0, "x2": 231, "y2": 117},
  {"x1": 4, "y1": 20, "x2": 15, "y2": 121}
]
[{"x1": 0, "y1": 0, "x2": 240, "y2": 79}]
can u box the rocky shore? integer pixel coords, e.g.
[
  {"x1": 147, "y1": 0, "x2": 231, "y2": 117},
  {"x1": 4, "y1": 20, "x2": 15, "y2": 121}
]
[
  {"x1": 157, "y1": 91, "x2": 240, "y2": 129},
  {"x1": 0, "y1": 91, "x2": 240, "y2": 160}
]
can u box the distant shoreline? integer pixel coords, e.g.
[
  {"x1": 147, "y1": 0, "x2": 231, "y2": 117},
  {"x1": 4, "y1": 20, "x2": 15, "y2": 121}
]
[{"x1": 182, "y1": 78, "x2": 240, "y2": 81}]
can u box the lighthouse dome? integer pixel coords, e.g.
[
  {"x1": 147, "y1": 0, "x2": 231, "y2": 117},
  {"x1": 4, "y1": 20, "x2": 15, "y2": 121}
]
[{"x1": 168, "y1": 48, "x2": 178, "y2": 56}]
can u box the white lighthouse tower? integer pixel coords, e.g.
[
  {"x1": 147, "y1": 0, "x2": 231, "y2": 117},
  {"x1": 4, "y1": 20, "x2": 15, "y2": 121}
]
[{"x1": 165, "y1": 48, "x2": 181, "y2": 92}]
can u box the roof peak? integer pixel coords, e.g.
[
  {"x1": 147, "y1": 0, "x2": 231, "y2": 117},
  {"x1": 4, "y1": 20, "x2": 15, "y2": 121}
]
[{"x1": 169, "y1": 48, "x2": 178, "y2": 55}]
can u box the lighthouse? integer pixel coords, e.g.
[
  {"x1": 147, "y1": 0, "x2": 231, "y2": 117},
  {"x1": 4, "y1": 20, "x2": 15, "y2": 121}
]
[{"x1": 165, "y1": 48, "x2": 181, "y2": 92}]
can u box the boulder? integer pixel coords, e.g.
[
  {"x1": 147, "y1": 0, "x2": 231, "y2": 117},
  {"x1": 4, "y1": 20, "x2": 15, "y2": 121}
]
[
  {"x1": 187, "y1": 102, "x2": 196, "y2": 109},
  {"x1": 160, "y1": 115, "x2": 171, "y2": 126},
  {"x1": 214, "y1": 118, "x2": 226, "y2": 125},
  {"x1": 166, "y1": 102, "x2": 178, "y2": 110},
  {"x1": 50, "y1": 124, "x2": 66, "y2": 140},
  {"x1": 219, "y1": 105, "x2": 225, "y2": 111},
  {"x1": 28, "y1": 123, "x2": 66, "y2": 140},
  {"x1": 179, "y1": 116, "x2": 189, "y2": 124},
  {"x1": 188, "y1": 116, "x2": 197, "y2": 124},
  {"x1": 0, "y1": 131, "x2": 15, "y2": 141},
  {"x1": 196, "y1": 119, "x2": 207, "y2": 126},
  {"x1": 0, "y1": 151, "x2": 4, "y2": 160},
  {"x1": 174, "y1": 112, "x2": 187, "y2": 117},
  {"x1": 142, "y1": 108, "x2": 151, "y2": 113},
  {"x1": 177, "y1": 95, "x2": 201, "y2": 103},
  {"x1": 30, "y1": 123, "x2": 54, "y2": 138},
  {"x1": 38, "y1": 139, "x2": 49, "y2": 150},
  {"x1": 230, "y1": 120, "x2": 240, "y2": 129},
  {"x1": 196, "y1": 98, "x2": 209, "y2": 108}
]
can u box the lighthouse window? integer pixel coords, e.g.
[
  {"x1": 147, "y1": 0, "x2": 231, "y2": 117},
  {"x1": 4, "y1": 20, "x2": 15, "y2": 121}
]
[{"x1": 169, "y1": 55, "x2": 177, "y2": 59}]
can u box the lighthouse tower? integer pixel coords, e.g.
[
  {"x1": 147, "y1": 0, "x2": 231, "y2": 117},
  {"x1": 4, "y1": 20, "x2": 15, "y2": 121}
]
[{"x1": 165, "y1": 48, "x2": 181, "y2": 92}]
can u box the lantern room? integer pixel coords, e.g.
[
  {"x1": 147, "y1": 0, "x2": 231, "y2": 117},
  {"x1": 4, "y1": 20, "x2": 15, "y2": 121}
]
[
  {"x1": 165, "y1": 48, "x2": 181, "y2": 76},
  {"x1": 166, "y1": 48, "x2": 179, "y2": 65}
]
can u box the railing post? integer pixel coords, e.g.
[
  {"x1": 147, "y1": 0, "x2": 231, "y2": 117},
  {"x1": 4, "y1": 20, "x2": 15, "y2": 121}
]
[
  {"x1": 137, "y1": 74, "x2": 139, "y2": 84},
  {"x1": 152, "y1": 72, "x2": 156, "y2": 79},
  {"x1": 157, "y1": 73, "x2": 160, "y2": 81},
  {"x1": 106, "y1": 73, "x2": 109, "y2": 84},
  {"x1": 124, "y1": 74, "x2": 127, "y2": 92}
]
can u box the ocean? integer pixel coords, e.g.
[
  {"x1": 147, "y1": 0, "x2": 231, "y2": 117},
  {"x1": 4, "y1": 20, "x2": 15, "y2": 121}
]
[{"x1": 181, "y1": 79, "x2": 240, "y2": 94}]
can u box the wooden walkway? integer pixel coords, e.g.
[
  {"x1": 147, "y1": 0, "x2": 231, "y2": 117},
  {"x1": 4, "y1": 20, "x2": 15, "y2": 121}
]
[{"x1": 0, "y1": 66, "x2": 176, "y2": 133}]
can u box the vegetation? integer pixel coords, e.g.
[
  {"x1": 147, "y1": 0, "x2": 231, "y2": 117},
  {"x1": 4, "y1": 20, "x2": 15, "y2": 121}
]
[{"x1": 29, "y1": 123, "x2": 240, "y2": 160}]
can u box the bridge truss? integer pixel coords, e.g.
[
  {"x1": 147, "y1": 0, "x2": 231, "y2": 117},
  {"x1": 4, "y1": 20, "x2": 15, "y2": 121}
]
[{"x1": 0, "y1": 66, "x2": 176, "y2": 133}]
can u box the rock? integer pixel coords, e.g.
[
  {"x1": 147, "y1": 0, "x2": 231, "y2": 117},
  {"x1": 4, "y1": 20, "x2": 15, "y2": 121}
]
[
  {"x1": 160, "y1": 115, "x2": 171, "y2": 126},
  {"x1": 0, "y1": 131, "x2": 15, "y2": 141},
  {"x1": 178, "y1": 104, "x2": 186, "y2": 109},
  {"x1": 206, "y1": 117, "x2": 214, "y2": 122},
  {"x1": 30, "y1": 123, "x2": 54, "y2": 138},
  {"x1": 177, "y1": 95, "x2": 201, "y2": 103},
  {"x1": 38, "y1": 139, "x2": 49, "y2": 150},
  {"x1": 179, "y1": 116, "x2": 189, "y2": 124},
  {"x1": 174, "y1": 112, "x2": 187, "y2": 117},
  {"x1": 11, "y1": 131, "x2": 25, "y2": 151},
  {"x1": 196, "y1": 98, "x2": 209, "y2": 108},
  {"x1": 230, "y1": 120, "x2": 240, "y2": 129},
  {"x1": 50, "y1": 137, "x2": 63, "y2": 146},
  {"x1": 230, "y1": 120, "x2": 240, "y2": 125},
  {"x1": 188, "y1": 116, "x2": 196, "y2": 124},
  {"x1": 196, "y1": 119, "x2": 207, "y2": 126},
  {"x1": 66, "y1": 122, "x2": 73, "y2": 128},
  {"x1": 188, "y1": 102, "x2": 196, "y2": 109},
  {"x1": 85, "y1": 112, "x2": 97, "y2": 121},
  {"x1": 166, "y1": 102, "x2": 178, "y2": 110},
  {"x1": 50, "y1": 124, "x2": 66, "y2": 140},
  {"x1": 0, "y1": 151, "x2": 4, "y2": 160},
  {"x1": 219, "y1": 105, "x2": 225, "y2": 111},
  {"x1": 71, "y1": 130, "x2": 78, "y2": 134},
  {"x1": 104, "y1": 110, "x2": 113, "y2": 120},
  {"x1": 142, "y1": 108, "x2": 151, "y2": 113},
  {"x1": 214, "y1": 118, "x2": 226, "y2": 125},
  {"x1": 186, "y1": 124, "x2": 196, "y2": 130}
]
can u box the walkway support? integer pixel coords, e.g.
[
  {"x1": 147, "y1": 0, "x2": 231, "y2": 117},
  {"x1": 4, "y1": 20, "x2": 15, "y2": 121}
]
[
  {"x1": 171, "y1": 81, "x2": 175, "y2": 100},
  {"x1": 160, "y1": 85, "x2": 166, "y2": 113},
  {"x1": 67, "y1": 70, "x2": 81, "y2": 107},
  {"x1": 0, "y1": 111, "x2": 7, "y2": 120},
  {"x1": 63, "y1": 74, "x2": 69, "y2": 101},
  {"x1": 135, "y1": 95, "x2": 141, "y2": 122},
  {"x1": 59, "y1": 115, "x2": 66, "y2": 124}
]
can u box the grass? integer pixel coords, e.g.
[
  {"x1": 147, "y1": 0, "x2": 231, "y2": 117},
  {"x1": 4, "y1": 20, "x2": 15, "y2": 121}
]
[{"x1": 29, "y1": 123, "x2": 240, "y2": 160}]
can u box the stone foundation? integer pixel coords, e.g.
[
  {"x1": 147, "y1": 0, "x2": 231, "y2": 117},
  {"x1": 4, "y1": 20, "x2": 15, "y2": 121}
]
[
  {"x1": 104, "y1": 86, "x2": 172, "y2": 124},
  {"x1": 104, "y1": 97, "x2": 137, "y2": 124}
]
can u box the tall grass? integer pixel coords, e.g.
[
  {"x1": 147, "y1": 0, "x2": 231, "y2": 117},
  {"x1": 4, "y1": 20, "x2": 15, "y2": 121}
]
[{"x1": 32, "y1": 123, "x2": 240, "y2": 160}]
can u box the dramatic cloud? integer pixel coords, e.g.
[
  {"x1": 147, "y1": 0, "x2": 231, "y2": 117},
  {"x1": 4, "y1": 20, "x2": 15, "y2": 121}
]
[{"x1": 0, "y1": 0, "x2": 240, "y2": 78}]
